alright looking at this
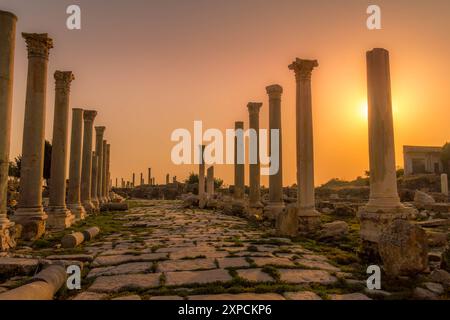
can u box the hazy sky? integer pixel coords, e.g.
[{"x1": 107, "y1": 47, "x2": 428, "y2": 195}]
[{"x1": 2, "y1": 0, "x2": 450, "y2": 186}]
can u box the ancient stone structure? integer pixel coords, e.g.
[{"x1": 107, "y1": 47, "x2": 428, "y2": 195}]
[
  {"x1": 81, "y1": 110, "x2": 97, "y2": 213},
  {"x1": 198, "y1": 145, "x2": 206, "y2": 197},
  {"x1": 94, "y1": 126, "x2": 105, "y2": 204},
  {"x1": 0, "y1": 10, "x2": 17, "y2": 250},
  {"x1": 106, "y1": 144, "x2": 111, "y2": 199},
  {"x1": 166, "y1": 174, "x2": 170, "y2": 185},
  {"x1": 289, "y1": 58, "x2": 320, "y2": 232},
  {"x1": 148, "y1": 168, "x2": 152, "y2": 185},
  {"x1": 90, "y1": 151, "x2": 99, "y2": 209},
  {"x1": 247, "y1": 103, "x2": 263, "y2": 208},
  {"x1": 233, "y1": 121, "x2": 245, "y2": 202},
  {"x1": 48, "y1": 72, "x2": 76, "y2": 229},
  {"x1": 132, "y1": 173, "x2": 135, "y2": 187},
  {"x1": 403, "y1": 145, "x2": 443, "y2": 175},
  {"x1": 13, "y1": 33, "x2": 53, "y2": 240},
  {"x1": 207, "y1": 166, "x2": 214, "y2": 196},
  {"x1": 101, "y1": 140, "x2": 108, "y2": 202},
  {"x1": 358, "y1": 48, "x2": 415, "y2": 253},
  {"x1": 66, "y1": 109, "x2": 86, "y2": 222},
  {"x1": 441, "y1": 173, "x2": 449, "y2": 197},
  {"x1": 265, "y1": 84, "x2": 285, "y2": 219}
]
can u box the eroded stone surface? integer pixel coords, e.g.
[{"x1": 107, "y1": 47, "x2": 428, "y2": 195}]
[
  {"x1": 89, "y1": 274, "x2": 161, "y2": 293},
  {"x1": 165, "y1": 269, "x2": 232, "y2": 286},
  {"x1": 278, "y1": 269, "x2": 337, "y2": 284}
]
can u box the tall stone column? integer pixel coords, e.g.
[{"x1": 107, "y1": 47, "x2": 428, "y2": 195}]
[
  {"x1": 47, "y1": 72, "x2": 76, "y2": 229},
  {"x1": 358, "y1": 48, "x2": 415, "y2": 252},
  {"x1": 101, "y1": 140, "x2": 107, "y2": 203},
  {"x1": 81, "y1": 110, "x2": 97, "y2": 213},
  {"x1": 289, "y1": 58, "x2": 320, "y2": 232},
  {"x1": 13, "y1": 33, "x2": 53, "y2": 240},
  {"x1": 132, "y1": 173, "x2": 135, "y2": 187},
  {"x1": 166, "y1": 174, "x2": 170, "y2": 185},
  {"x1": 148, "y1": 168, "x2": 152, "y2": 185},
  {"x1": 233, "y1": 121, "x2": 245, "y2": 201},
  {"x1": 0, "y1": 10, "x2": 17, "y2": 250},
  {"x1": 65, "y1": 108, "x2": 85, "y2": 222},
  {"x1": 90, "y1": 152, "x2": 99, "y2": 210},
  {"x1": 94, "y1": 126, "x2": 105, "y2": 205},
  {"x1": 207, "y1": 166, "x2": 214, "y2": 196},
  {"x1": 198, "y1": 145, "x2": 206, "y2": 197},
  {"x1": 265, "y1": 84, "x2": 285, "y2": 219},
  {"x1": 441, "y1": 174, "x2": 449, "y2": 197},
  {"x1": 106, "y1": 144, "x2": 111, "y2": 200},
  {"x1": 247, "y1": 103, "x2": 263, "y2": 208}
]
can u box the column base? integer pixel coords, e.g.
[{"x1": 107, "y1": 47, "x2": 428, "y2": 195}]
[
  {"x1": 249, "y1": 201, "x2": 264, "y2": 209},
  {"x1": 298, "y1": 208, "x2": 321, "y2": 233},
  {"x1": 264, "y1": 202, "x2": 285, "y2": 220},
  {"x1": 357, "y1": 203, "x2": 417, "y2": 256},
  {"x1": 91, "y1": 198, "x2": 100, "y2": 212},
  {"x1": 46, "y1": 206, "x2": 75, "y2": 231},
  {"x1": 82, "y1": 200, "x2": 97, "y2": 214},
  {"x1": 0, "y1": 220, "x2": 17, "y2": 251},
  {"x1": 12, "y1": 207, "x2": 48, "y2": 241},
  {"x1": 67, "y1": 203, "x2": 86, "y2": 221}
]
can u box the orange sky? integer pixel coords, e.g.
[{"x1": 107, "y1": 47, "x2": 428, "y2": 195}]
[{"x1": 3, "y1": 0, "x2": 450, "y2": 187}]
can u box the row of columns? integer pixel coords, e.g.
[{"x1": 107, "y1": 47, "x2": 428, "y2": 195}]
[
  {"x1": 230, "y1": 58, "x2": 319, "y2": 232},
  {"x1": 0, "y1": 10, "x2": 114, "y2": 245}
]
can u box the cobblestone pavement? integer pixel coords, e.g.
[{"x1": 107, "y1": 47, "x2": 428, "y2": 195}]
[{"x1": 1, "y1": 200, "x2": 371, "y2": 300}]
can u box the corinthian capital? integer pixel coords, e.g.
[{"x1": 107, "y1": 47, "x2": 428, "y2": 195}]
[
  {"x1": 54, "y1": 71, "x2": 75, "y2": 93},
  {"x1": 247, "y1": 102, "x2": 263, "y2": 115},
  {"x1": 83, "y1": 110, "x2": 98, "y2": 122},
  {"x1": 22, "y1": 33, "x2": 53, "y2": 59},
  {"x1": 266, "y1": 84, "x2": 283, "y2": 99},
  {"x1": 288, "y1": 58, "x2": 318, "y2": 81}
]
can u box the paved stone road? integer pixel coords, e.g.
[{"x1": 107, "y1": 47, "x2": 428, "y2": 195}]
[{"x1": 2, "y1": 200, "x2": 371, "y2": 300}]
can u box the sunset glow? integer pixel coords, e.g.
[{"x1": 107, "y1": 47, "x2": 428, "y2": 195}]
[{"x1": 2, "y1": 0, "x2": 449, "y2": 187}]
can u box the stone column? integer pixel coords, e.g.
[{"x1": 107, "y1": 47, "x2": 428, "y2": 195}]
[
  {"x1": 0, "y1": 10, "x2": 17, "y2": 250},
  {"x1": 441, "y1": 173, "x2": 448, "y2": 197},
  {"x1": 107, "y1": 144, "x2": 111, "y2": 194},
  {"x1": 90, "y1": 152, "x2": 99, "y2": 210},
  {"x1": 247, "y1": 103, "x2": 263, "y2": 208},
  {"x1": 104, "y1": 142, "x2": 110, "y2": 201},
  {"x1": 80, "y1": 110, "x2": 97, "y2": 213},
  {"x1": 132, "y1": 173, "x2": 135, "y2": 187},
  {"x1": 13, "y1": 33, "x2": 53, "y2": 240},
  {"x1": 198, "y1": 145, "x2": 206, "y2": 197},
  {"x1": 358, "y1": 48, "x2": 415, "y2": 251},
  {"x1": 265, "y1": 84, "x2": 285, "y2": 219},
  {"x1": 101, "y1": 140, "x2": 107, "y2": 202},
  {"x1": 47, "y1": 72, "x2": 76, "y2": 229},
  {"x1": 289, "y1": 58, "x2": 320, "y2": 232},
  {"x1": 166, "y1": 174, "x2": 170, "y2": 185},
  {"x1": 65, "y1": 107, "x2": 85, "y2": 221},
  {"x1": 148, "y1": 168, "x2": 151, "y2": 185},
  {"x1": 233, "y1": 121, "x2": 245, "y2": 201},
  {"x1": 94, "y1": 126, "x2": 105, "y2": 205},
  {"x1": 207, "y1": 166, "x2": 214, "y2": 196}
]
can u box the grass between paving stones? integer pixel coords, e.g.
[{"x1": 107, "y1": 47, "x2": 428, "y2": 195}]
[{"x1": 28, "y1": 210, "x2": 155, "y2": 258}]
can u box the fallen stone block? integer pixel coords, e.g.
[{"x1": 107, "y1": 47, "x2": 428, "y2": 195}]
[
  {"x1": 379, "y1": 219, "x2": 428, "y2": 277},
  {"x1": 276, "y1": 206, "x2": 298, "y2": 237},
  {"x1": 319, "y1": 221, "x2": 349, "y2": 240},
  {"x1": 0, "y1": 265, "x2": 66, "y2": 300},
  {"x1": 100, "y1": 202, "x2": 129, "y2": 212}
]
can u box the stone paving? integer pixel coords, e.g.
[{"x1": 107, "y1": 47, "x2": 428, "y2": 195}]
[{"x1": 1, "y1": 200, "x2": 371, "y2": 300}]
